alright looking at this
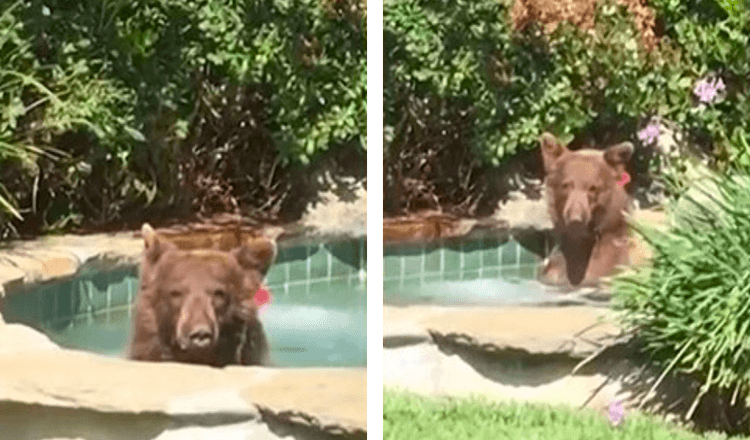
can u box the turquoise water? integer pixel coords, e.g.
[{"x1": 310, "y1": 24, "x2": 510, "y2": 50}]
[
  {"x1": 2, "y1": 238, "x2": 367, "y2": 368},
  {"x1": 382, "y1": 235, "x2": 576, "y2": 306},
  {"x1": 383, "y1": 278, "x2": 562, "y2": 307},
  {"x1": 45, "y1": 290, "x2": 366, "y2": 368}
]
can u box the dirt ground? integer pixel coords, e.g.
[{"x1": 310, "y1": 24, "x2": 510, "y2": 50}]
[{"x1": 510, "y1": 0, "x2": 659, "y2": 50}]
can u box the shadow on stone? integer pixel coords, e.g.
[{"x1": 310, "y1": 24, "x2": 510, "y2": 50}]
[
  {"x1": 0, "y1": 402, "x2": 170, "y2": 440},
  {"x1": 591, "y1": 339, "x2": 750, "y2": 436},
  {"x1": 429, "y1": 332, "x2": 750, "y2": 434},
  {"x1": 429, "y1": 331, "x2": 579, "y2": 387},
  {"x1": 384, "y1": 335, "x2": 431, "y2": 349},
  {"x1": 258, "y1": 406, "x2": 366, "y2": 440}
]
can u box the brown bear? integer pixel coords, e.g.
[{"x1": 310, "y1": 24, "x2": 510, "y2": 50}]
[
  {"x1": 538, "y1": 132, "x2": 634, "y2": 287},
  {"x1": 129, "y1": 224, "x2": 276, "y2": 367}
]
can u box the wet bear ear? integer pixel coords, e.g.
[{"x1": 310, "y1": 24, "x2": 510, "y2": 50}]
[
  {"x1": 141, "y1": 223, "x2": 176, "y2": 265},
  {"x1": 603, "y1": 141, "x2": 634, "y2": 170},
  {"x1": 540, "y1": 132, "x2": 568, "y2": 174},
  {"x1": 232, "y1": 237, "x2": 278, "y2": 277}
]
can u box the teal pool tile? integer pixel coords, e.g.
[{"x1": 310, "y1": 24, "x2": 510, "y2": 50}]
[
  {"x1": 307, "y1": 280, "x2": 331, "y2": 298},
  {"x1": 93, "y1": 310, "x2": 108, "y2": 326},
  {"x1": 48, "y1": 314, "x2": 73, "y2": 332},
  {"x1": 501, "y1": 267, "x2": 521, "y2": 281},
  {"x1": 127, "y1": 278, "x2": 138, "y2": 305},
  {"x1": 519, "y1": 246, "x2": 539, "y2": 265},
  {"x1": 38, "y1": 286, "x2": 56, "y2": 323},
  {"x1": 442, "y1": 270, "x2": 461, "y2": 281},
  {"x1": 463, "y1": 270, "x2": 480, "y2": 281},
  {"x1": 423, "y1": 249, "x2": 441, "y2": 273},
  {"x1": 462, "y1": 239, "x2": 483, "y2": 253},
  {"x1": 308, "y1": 245, "x2": 330, "y2": 280},
  {"x1": 331, "y1": 252, "x2": 355, "y2": 277},
  {"x1": 423, "y1": 273, "x2": 442, "y2": 284},
  {"x1": 287, "y1": 258, "x2": 309, "y2": 283},
  {"x1": 481, "y1": 248, "x2": 500, "y2": 269},
  {"x1": 463, "y1": 249, "x2": 482, "y2": 272},
  {"x1": 383, "y1": 255, "x2": 403, "y2": 278},
  {"x1": 285, "y1": 283, "x2": 309, "y2": 300},
  {"x1": 327, "y1": 241, "x2": 358, "y2": 268},
  {"x1": 85, "y1": 275, "x2": 108, "y2": 311},
  {"x1": 72, "y1": 314, "x2": 89, "y2": 328},
  {"x1": 109, "y1": 307, "x2": 129, "y2": 324},
  {"x1": 403, "y1": 254, "x2": 422, "y2": 277},
  {"x1": 348, "y1": 271, "x2": 366, "y2": 287},
  {"x1": 383, "y1": 279, "x2": 401, "y2": 294},
  {"x1": 519, "y1": 266, "x2": 536, "y2": 280},
  {"x1": 518, "y1": 231, "x2": 547, "y2": 257},
  {"x1": 480, "y1": 267, "x2": 501, "y2": 279},
  {"x1": 501, "y1": 242, "x2": 519, "y2": 267},
  {"x1": 277, "y1": 246, "x2": 307, "y2": 265},
  {"x1": 401, "y1": 276, "x2": 422, "y2": 289},
  {"x1": 90, "y1": 270, "x2": 110, "y2": 294},
  {"x1": 265, "y1": 265, "x2": 287, "y2": 286},
  {"x1": 442, "y1": 249, "x2": 461, "y2": 274},
  {"x1": 109, "y1": 279, "x2": 130, "y2": 308}
]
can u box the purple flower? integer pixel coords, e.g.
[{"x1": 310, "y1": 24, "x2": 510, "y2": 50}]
[
  {"x1": 638, "y1": 123, "x2": 660, "y2": 145},
  {"x1": 694, "y1": 77, "x2": 726, "y2": 103},
  {"x1": 608, "y1": 400, "x2": 625, "y2": 427}
]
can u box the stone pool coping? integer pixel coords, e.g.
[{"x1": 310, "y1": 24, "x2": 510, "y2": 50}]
[
  {"x1": 0, "y1": 220, "x2": 365, "y2": 297},
  {"x1": 384, "y1": 305, "x2": 623, "y2": 357},
  {"x1": 383, "y1": 303, "x2": 704, "y2": 426},
  {"x1": 0, "y1": 221, "x2": 368, "y2": 437},
  {"x1": 0, "y1": 315, "x2": 366, "y2": 436}
]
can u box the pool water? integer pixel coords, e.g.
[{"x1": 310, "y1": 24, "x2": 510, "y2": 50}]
[
  {"x1": 384, "y1": 278, "x2": 563, "y2": 307},
  {"x1": 383, "y1": 234, "x2": 569, "y2": 307},
  {"x1": 1, "y1": 238, "x2": 367, "y2": 368},
  {"x1": 45, "y1": 288, "x2": 366, "y2": 367}
]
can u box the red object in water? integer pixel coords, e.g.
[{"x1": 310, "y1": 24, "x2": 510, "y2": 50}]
[
  {"x1": 617, "y1": 172, "x2": 631, "y2": 188},
  {"x1": 254, "y1": 285, "x2": 272, "y2": 307}
]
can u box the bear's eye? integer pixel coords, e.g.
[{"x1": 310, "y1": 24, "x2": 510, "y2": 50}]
[
  {"x1": 169, "y1": 290, "x2": 183, "y2": 299},
  {"x1": 213, "y1": 289, "x2": 227, "y2": 300}
]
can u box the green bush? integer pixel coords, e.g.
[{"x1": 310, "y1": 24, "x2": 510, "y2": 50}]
[
  {"x1": 0, "y1": 0, "x2": 365, "y2": 234},
  {"x1": 612, "y1": 161, "x2": 750, "y2": 430},
  {"x1": 384, "y1": 0, "x2": 750, "y2": 213}
]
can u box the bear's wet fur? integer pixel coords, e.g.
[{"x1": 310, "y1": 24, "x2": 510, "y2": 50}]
[
  {"x1": 538, "y1": 132, "x2": 634, "y2": 287},
  {"x1": 129, "y1": 224, "x2": 276, "y2": 367}
]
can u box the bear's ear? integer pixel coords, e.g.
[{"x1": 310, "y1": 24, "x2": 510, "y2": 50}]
[
  {"x1": 141, "y1": 223, "x2": 176, "y2": 266},
  {"x1": 540, "y1": 132, "x2": 568, "y2": 174},
  {"x1": 232, "y1": 237, "x2": 278, "y2": 277},
  {"x1": 603, "y1": 141, "x2": 634, "y2": 169}
]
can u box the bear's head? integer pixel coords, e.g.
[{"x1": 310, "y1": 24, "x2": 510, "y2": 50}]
[
  {"x1": 540, "y1": 132, "x2": 633, "y2": 236},
  {"x1": 139, "y1": 224, "x2": 276, "y2": 363}
]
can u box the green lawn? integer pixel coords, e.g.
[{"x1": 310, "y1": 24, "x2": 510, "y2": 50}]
[{"x1": 384, "y1": 389, "x2": 747, "y2": 440}]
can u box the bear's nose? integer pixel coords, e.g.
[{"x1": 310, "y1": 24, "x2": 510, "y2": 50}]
[{"x1": 188, "y1": 326, "x2": 214, "y2": 348}]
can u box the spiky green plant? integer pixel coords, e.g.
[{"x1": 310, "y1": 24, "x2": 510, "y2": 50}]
[{"x1": 612, "y1": 160, "x2": 750, "y2": 425}]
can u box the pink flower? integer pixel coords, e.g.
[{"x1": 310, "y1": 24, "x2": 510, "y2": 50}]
[
  {"x1": 617, "y1": 172, "x2": 631, "y2": 188},
  {"x1": 608, "y1": 400, "x2": 625, "y2": 427},
  {"x1": 638, "y1": 123, "x2": 660, "y2": 145},
  {"x1": 254, "y1": 285, "x2": 272, "y2": 315},
  {"x1": 694, "y1": 77, "x2": 725, "y2": 103}
]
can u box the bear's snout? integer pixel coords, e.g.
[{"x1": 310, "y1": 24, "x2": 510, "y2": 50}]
[
  {"x1": 562, "y1": 191, "x2": 592, "y2": 228},
  {"x1": 175, "y1": 294, "x2": 219, "y2": 352},
  {"x1": 188, "y1": 325, "x2": 214, "y2": 348}
]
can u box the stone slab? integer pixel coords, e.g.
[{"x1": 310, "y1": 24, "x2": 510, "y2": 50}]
[
  {"x1": 0, "y1": 347, "x2": 366, "y2": 434},
  {"x1": 384, "y1": 305, "x2": 622, "y2": 357},
  {"x1": 384, "y1": 342, "x2": 624, "y2": 410}
]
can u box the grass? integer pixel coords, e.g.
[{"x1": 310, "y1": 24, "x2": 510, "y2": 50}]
[{"x1": 383, "y1": 389, "x2": 750, "y2": 440}]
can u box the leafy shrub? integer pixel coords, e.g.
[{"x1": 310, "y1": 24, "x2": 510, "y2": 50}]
[
  {"x1": 1, "y1": 0, "x2": 365, "y2": 235},
  {"x1": 612, "y1": 160, "x2": 750, "y2": 432},
  {"x1": 384, "y1": 0, "x2": 750, "y2": 214}
]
